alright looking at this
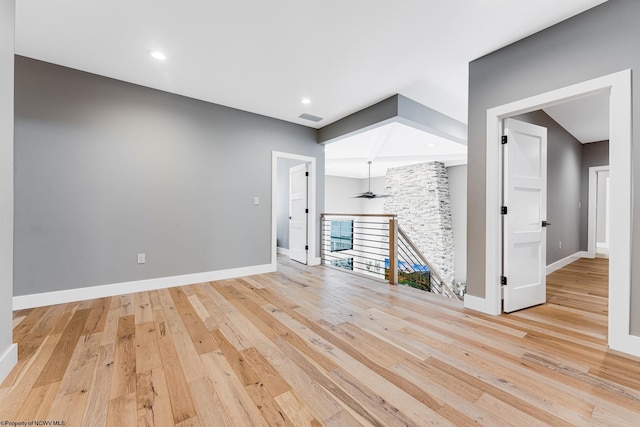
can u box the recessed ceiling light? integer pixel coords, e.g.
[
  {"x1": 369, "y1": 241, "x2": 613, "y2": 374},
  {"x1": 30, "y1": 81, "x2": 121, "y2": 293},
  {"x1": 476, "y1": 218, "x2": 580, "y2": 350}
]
[
  {"x1": 150, "y1": 51, "x2": 167, "y2": 61},
  {"x1": 428, "y1": 143, "x2": 435, "y2": 148},
  {"x1": 301, "y1": 98, "x2": 311, "y2": 105}
]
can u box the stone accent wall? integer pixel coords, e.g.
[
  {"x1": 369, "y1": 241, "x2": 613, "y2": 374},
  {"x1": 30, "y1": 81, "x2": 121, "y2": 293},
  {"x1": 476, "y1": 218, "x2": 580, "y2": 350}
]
[{"x1": 384, "y1": 162, "x2": 454, "y2": 284}]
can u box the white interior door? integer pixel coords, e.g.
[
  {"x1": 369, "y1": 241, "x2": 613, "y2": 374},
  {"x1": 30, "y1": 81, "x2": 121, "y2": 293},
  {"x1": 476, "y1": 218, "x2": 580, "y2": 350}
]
[
  {"x1": 503, "y1": 118, "x2": 547, "y2": 313},
  {"x1": 289, "y1": 163, "x2": 308, "y2": 264}
]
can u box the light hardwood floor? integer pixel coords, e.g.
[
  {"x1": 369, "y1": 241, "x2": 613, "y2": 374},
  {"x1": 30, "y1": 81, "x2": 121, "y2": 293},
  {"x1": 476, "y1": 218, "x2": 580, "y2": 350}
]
[{"x1": 1, "y1": 256, "x2": 639, "y2": 426}]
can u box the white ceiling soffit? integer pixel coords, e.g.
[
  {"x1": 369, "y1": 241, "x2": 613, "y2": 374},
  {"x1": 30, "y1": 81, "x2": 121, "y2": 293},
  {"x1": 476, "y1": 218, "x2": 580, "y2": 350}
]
[
  {"x1": 543, "y1": 91, "x2": 610, "y2": 143},
  {"x1": 325, "y1": 122, "x2": 467, "y2": 179},
  {"x1": 15, "y1": 0, "x2": 608, "y2": 128}
]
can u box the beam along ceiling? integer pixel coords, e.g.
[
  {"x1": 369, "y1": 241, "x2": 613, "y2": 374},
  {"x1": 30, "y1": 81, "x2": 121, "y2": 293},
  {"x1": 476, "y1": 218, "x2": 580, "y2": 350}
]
[
  {"x1": 325, "y1": 122, "x2": 467, "y2": 179},
  {"x1": 325, "y1": 90, "x2": 610, "y2": 179}
]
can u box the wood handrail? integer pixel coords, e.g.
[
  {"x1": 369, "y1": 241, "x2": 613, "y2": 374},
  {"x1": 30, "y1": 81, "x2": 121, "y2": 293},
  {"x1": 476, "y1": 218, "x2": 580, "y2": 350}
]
[{"x1": 389, "y1": 218, "x2": 398, "y2": 285}]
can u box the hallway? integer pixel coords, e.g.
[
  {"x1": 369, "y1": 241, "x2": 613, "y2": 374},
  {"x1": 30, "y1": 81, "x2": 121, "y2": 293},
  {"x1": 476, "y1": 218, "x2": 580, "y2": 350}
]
[{"x1": 511, "y1": 257, "x2": 608, "y2": 344}]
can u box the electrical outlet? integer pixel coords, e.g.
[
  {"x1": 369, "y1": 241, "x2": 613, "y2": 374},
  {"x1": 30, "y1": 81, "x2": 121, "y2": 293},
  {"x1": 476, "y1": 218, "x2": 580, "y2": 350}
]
[
  {"x1": 137, "y1": 253, "x2": 146, "y2": 264},
  {"x1": 253, "y1": 197, "x2": 260, "y2": 206}
]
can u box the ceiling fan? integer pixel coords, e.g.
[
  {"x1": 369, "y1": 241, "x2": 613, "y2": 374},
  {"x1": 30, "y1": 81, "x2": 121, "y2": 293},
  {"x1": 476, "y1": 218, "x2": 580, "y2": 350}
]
[{"x1": 354, "y1": 161, "x2": 389, "y2": 199}]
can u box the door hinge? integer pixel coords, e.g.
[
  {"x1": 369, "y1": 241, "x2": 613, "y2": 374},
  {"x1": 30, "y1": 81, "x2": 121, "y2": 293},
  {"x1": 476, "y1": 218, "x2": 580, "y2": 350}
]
[
  {"x1": 501, "y1": 206, "x2": 508, "y2": 215},
  {"x1": 305, "y1": 171, "x2": 309, "y2": 177},
  {"x1": 502, "y1": 135, "x2": 508, "y2": 144},
  {"x1": 501, "y1": 276, "x2": 507, "y2": 286},
  {"x1": 305, "y1": 245, "x2": 309, "y2": 251},
  {"x1": 305, "y1": 208, "x2": 309, "y2": 214}
]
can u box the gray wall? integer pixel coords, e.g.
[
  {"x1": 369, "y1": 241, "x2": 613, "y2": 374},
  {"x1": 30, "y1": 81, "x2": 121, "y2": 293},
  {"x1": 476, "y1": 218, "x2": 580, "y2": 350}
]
[
  {"x1": 14, "y1": 56, "x2": 324, "y2": 296},
  {"x1": 324, "y1": 175, "x2": 387, "y2": 215},
  {"x1": 0, "y1": 0, "x2": 15, "y2": 381},
  {"x1": 580, "y1": 141, "x2": 609, "y2": 249},
  {"x1": 467, "y1": 0, "x2": 640, "y2": 333},
  {"x1": 325, "y1": 176, "x2": 367, "y2": 214},
  {"x1": 448, "y1": 165, "x2": 467, "y2": 283},
  {"x1": 512, "y1": 111, "x2": 582, "y2": 265}
]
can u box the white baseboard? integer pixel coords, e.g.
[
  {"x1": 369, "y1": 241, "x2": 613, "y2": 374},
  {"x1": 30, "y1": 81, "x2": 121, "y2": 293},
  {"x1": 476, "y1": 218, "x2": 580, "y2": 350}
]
[
  {"x1": 456, "y1": 251, "x2": 589, "y2": 314},
  {"x1": 275, "y1": 248, "x2": 320, "y2": 266},
  {"x1": 0, "y1": 343, "x2": 17, "y2": 384},
  {"x1": 610, "y1": 330, "x2": 640, "y2": 358},
  {"x1": 309, "y1": 256, "x2": 322, "y2": 266},
  {"x1": 546, "y1": 251, "x2": 588, "y2": 275},
  {"x1": 464, "y1": 294, "x2": 501, "y2": 315},
  {"x1": 13, "y1": 263, "x2": 276, "y2": 310}
]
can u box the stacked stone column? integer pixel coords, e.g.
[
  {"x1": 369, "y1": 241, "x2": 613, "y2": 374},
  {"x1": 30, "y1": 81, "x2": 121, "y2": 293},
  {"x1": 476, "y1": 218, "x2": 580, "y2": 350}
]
[{"x1": 384, "y1": 162, "x2": 454, "y2": 285}]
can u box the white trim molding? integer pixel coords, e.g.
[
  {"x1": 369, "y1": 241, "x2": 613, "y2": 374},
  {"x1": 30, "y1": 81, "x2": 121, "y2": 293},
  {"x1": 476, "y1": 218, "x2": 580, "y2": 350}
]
[
  {"x1": 588, "y1": 166, "x2": 610, "y2": 258},
  {"x1": 277, "y1": 247, "x2": 290, "y2": 256},
  {"x1": 276, "y1": 247, "x2": 320, "y2": 266},
  {"x1": 546, "y1": 251, "x2": 588, "y2": 275},
  {"x1": 464, "y1": 294, "x2": 500, "y2": 315},
  {"x1": 13, "y1": 263, "x2": 275, "y2": 310},
  {"x1": 465, "y1": 69, "x2": 637, "y2": 357},
  {"x1": 0, "y1": 343, "x2": 17, "y2": 384},
  {"x1": 309, "y1": 256, "x2": 321, "y2": 266}
]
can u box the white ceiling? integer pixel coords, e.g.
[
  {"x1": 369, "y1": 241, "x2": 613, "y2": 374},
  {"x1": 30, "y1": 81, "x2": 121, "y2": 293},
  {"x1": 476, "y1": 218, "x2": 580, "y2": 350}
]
[
  {"x1": 543, "y1": 91, "x2": 610, "y2": 144},
  {"x1": 15, "y1": 0, "x2": 607, "y2": 129},
  {"x1": 325, "y1": 122, "x2": 467, "y2": 178}
]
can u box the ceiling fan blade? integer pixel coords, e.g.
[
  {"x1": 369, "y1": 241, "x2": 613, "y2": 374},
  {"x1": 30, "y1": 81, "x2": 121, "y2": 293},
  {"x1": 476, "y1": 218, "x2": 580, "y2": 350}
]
[{"x1": 352, "y1": 192, "x2": 389, "y2": 199}]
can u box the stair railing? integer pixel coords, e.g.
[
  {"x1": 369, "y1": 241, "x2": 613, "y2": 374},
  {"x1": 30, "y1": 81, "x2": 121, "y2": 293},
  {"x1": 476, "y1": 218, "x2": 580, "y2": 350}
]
[
  {"x1": 320, "y1": 213, "x2": 398, "y2": 284},
  {"x1": 397, "y1": 226, "x2": 460, "y2": 300},
  {"x1": 320, "y1": 213, "x2": 460, "y2": 300}
]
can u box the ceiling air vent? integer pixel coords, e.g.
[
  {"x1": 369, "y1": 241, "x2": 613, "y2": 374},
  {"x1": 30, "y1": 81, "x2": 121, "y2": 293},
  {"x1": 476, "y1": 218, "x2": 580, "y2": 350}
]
[{"x1": 299, "y1": 113, "x2": 323, "y2": 122}]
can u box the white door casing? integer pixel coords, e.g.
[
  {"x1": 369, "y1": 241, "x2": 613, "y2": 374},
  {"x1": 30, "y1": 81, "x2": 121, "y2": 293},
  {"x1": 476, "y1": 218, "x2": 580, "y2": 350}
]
[
  {"x1": 466, "y1": 70, "x2": 638, "y2": 357},
  {"x1": 502, "y1": 119, "x2": 548, "y2": 313},
  {"x1": 597, "y1": 172, "x2": 610, "y2": 254},
  {"x1": 587, "y1": 166, "x2": 610, "y2": 258},
  {"x1": 289, "y1": 163, "x2": 308, "y2": 264}
]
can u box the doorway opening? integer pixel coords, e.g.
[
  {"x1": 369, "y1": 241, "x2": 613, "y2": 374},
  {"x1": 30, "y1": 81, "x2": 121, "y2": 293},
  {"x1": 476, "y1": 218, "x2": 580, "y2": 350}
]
[
  {"x1": 500, "y1": 113, "x2": 611, "y2": 342},
  {"x1": 271, "y1": 151, "x2": 320, "y2": 268},
  {"x1": 466, "y1": 69, "x2": 639, "y2": 356}
]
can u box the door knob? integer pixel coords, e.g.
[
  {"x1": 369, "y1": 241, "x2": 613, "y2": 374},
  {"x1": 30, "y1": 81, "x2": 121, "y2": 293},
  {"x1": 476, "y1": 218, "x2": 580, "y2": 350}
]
[{"x1": 542, "y1": 221, "x2": 551, "y2": 227}]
